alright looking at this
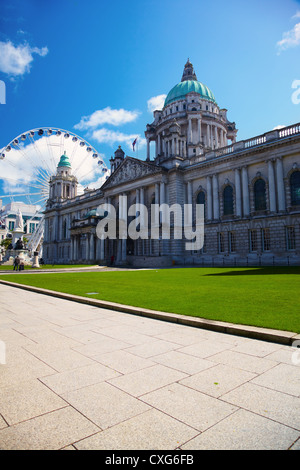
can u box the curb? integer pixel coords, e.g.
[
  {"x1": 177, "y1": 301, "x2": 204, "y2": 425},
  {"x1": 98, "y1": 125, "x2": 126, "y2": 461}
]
[{"x1": 0, "y1": 279, "x2": 299, "y2": 346}]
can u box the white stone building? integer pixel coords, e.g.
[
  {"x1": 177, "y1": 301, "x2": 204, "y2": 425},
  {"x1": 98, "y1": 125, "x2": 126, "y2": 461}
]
[
  {"x1": 0, "y1": 200, "x2": 43, "y2": 239},
  {"x1": 43, "y1": 60, "x2": 300, "y2": 267}
]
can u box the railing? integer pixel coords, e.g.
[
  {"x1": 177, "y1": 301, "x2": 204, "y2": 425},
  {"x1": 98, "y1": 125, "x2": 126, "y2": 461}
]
[
  {"x1": 207, "y1": 122, "x2": 300, "y2": 160},
  {"x1": 279, "y1": 123, "x2": 300, "y2": 138},
  {"x1": 244, "y1": 135, "x2": 266, "y2": 148}
]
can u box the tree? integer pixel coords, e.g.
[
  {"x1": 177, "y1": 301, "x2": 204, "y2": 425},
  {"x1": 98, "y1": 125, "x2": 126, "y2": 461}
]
[{"x1": 0, "y1": 238, "x2": 12, "y2": 250}]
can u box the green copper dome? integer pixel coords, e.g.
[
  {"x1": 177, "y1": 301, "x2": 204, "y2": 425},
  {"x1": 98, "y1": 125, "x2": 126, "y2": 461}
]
[
  {"x1": 58, "y1": 151, "x2": 71, "y2": 168},
  {"x1": 164, "y1": 80, "x2": 216, "y2": 106},
  {"x1": 164, "y1": 59, "x2": 217, "y2": 107}
]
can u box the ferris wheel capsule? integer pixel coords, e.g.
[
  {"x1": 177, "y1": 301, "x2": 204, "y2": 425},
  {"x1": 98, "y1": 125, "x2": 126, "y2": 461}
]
[
  {"x1": 56, "y1": 130, "x2": 61, "y2": 136},
  {"x1": 21, "y1": 134, "x2": 27, "y2": 141},
  {"x1": 98, "y1": 160, "x2": 103, "y2": 165},
  {"x1": 13, "y1": 139, "x2": 19, "y2": 146},
  {"x1": 64, "y1": 133, "x2": 70, "y2": 138},
  {"x1": 6, "y1": 145, "x2": 11, "y2": 152},
  {"x1": 79, "y1": 141, "x2": 85, "y2": 147},
  {"x1": 0, "y1": 153, "x2": 5, "y2": 160},
  {"x1": 72, "y1": 136, "x2": 78, "y2": 142},
  {"x1": 92, "y1": 153, "x2": 98, "y2": 159},
  {"x1": 86, "y1": 147, "x2": 92, "y2": 152},
  {"x1": 38, "y1": 129, "x2": 44, "y2": 136},
  {"x1": 47, "y1": 129, "x2": 53, "y2": 135},
  {"x1": 29, "y1": 131, "x2": 35, "y2": 137},
  {"x1": 103, "y1": 168, "x2": 108, "y2": 172}
]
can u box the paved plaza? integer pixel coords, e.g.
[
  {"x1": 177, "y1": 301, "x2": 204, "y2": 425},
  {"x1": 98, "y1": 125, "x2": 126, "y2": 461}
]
[{"x1": 0, "y1": 283, "x2": 299, "y2": 450}]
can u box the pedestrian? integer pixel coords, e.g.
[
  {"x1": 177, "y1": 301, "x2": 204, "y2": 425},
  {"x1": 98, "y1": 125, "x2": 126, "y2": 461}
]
[
  {"x1": 19, "y1": 260, "x2": 24, "y2": 271},
  {"x1": 13, "y1": 256, "x2": 20, "y2": 271},
  {"x1": 110, "y1": 254, "x2": 115, "y2": 266}
]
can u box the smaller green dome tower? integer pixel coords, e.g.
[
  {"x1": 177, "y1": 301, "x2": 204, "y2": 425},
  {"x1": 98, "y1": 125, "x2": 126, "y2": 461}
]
[{"x1": 58, "y1": 151, "x2": 71, "y2": 168}]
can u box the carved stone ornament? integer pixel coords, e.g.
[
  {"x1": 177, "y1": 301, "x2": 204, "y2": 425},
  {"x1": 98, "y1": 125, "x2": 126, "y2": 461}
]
[{"x1": 102, "y1": 157, "x2": 162, "y2": 189}]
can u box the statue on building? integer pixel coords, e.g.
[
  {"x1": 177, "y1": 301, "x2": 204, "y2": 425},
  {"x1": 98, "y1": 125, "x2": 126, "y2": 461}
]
[{"x1": 15, "y1": 209, "x2": 24, "y2": 232}]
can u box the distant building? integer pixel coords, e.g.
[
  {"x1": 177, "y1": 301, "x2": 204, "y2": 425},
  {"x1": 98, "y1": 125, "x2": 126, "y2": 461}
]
[
  {"x1": 43, "y1": 60, "x2": 300, "y2": 267},
  {"x1": 0, "y1": 200, "x2": 43, "y2": 240}
]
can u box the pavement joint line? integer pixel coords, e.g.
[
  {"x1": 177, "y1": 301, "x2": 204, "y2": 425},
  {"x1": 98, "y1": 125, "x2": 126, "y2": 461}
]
[{"x1": 0, "y1": 278, "x2": 299, "y2": 347}]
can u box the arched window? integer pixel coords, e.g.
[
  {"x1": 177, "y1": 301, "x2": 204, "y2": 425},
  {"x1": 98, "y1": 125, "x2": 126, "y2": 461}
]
[
  {"x1": 63, "y1": 220, "x2": 67, "y2": 239},
  {"x1": 254, "y1": 179, "x2": 266, "y2": 211},
  {"x1": 196, "y1": 191, "x2": 205, "y2": 216},
  {"x1": 290, "y1": 171, "x2": 300, "y2": 206},
  {"x1": 223, "y1": 185, "x2": 234, "y2": 215}
]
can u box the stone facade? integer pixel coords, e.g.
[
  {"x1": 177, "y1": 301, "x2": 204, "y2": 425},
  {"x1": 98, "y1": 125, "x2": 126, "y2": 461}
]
[{"x1": 43, "y1": 61, "x2": 300, "y2": 267}]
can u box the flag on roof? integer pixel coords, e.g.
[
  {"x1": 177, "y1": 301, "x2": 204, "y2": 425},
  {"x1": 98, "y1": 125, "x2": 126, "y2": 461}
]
[{"x1": 132, "y1": 137, "x2": 138, "y2": 151}]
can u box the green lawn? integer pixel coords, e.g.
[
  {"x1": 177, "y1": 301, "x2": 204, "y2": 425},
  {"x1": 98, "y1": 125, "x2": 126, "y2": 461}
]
[
  {"x1": 0, "y1": 264, "x2": 92, "y2": 271},
  {"x1": 0, "y1": 266, "x2": 299, "y2": 333}
]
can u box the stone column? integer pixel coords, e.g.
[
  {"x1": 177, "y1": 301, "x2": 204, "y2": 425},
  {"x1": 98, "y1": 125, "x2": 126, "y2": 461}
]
[
  {"x1": 160, "y1": 181, "x2": 165, "y2": 224},
  {"x1": 100, "y1": 237, "x2": 105, "y2": 260},
  {"x1": 118, "y1": 193, "x2": 127, "y2": 261},
  {"x1": 122, "y1": 193, "x2": 127, "y2": 261},
  {"x1": 242, "y1": 166, "x2": 250, "y2": 217},
  {"x1": 214, "y1": 126, "x2": 218, "y2": 149},
  {"x1": 89, "y1": 234, "x2": 94, "y2": 261},
  {"x1": 207, "y1": 124, "x2": 210, "y2": 147},
  {"x1": 198, "y1": 119, "x2": 202, "y2": 143},
  {"x1": 188, "y1": 118, "x2": 192, "y2": 143},
  {"x1": 175, "y1": 138, "x2": 178, "y2": 155},
  {"x1": 73, "y1": 236, "x2": 77, "y2": 261},
  {"x1": 212, "y1": 174, "x2": 219, "y2": 219},
  {"x1": 85, "y1": 234, "x2": 89, "y2": 260},
  {"x1": 95, "y1": 236, "x2": 100, "y2": 260},
  {"x1": 206, "y1": 176, "x2": 213, "y2": 220},
  {"x1": 235, "y1": 168, "x2": 242, "y2": 218},
  {"x1": 224, "y1": 131, "x2": 227, "y2": 147},
  {"x1": 157, "y1": 134, "x2": 161, "y2": 157},
  {"x1": 187, "y1": 181, "x2": 193, "y2": 225},
  {"x1": 268, "y1": 159, "x2": 276, "y2": 212},
  {"x1": 147, "y1": 138, "x2": 150, "y2": 160},
  {"x1": 276, "y1": 158, "x2": 285, "y2": 212},
  {"x1": 70, "y1": 236, "x2": 74, "y2": 261}
]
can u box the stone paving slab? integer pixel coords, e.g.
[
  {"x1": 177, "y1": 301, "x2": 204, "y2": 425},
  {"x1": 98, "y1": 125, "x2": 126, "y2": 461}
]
[{"x1": 0, "y1": 283, "x2": 299, "y2": 450}]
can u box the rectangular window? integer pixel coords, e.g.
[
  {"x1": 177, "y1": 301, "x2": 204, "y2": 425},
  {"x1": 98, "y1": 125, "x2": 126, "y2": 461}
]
[
  {"x1": 29, "y1": 223, "x2": 35, "y2": 234},
  {"x1": 8, "y1": 221, "x2": 15, "y2": 231},
  {"x1": 286, "y1": 226, "x2": 296, "y2": 250},
  {"x1": 249, "y1": 229, "x2": 258, "y2": 252},
  {"x1": 228, "y1": 231, "x2": 236, "y2": 252},
  {"x1": 261, "y1": 228, "x2": 270, "y2": 251},
  {"x1": 218, "y1": 232, "x2": 225, "y2": 253}
]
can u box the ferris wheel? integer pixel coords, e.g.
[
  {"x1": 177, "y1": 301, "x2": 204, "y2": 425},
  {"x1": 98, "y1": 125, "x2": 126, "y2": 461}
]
[{"x1": 0, "y1": 127, "x2": 109, "y2": 209}]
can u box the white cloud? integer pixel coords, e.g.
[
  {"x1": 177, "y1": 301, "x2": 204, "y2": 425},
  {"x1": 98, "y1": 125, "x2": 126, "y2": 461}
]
[
  {"x1": 277, "y1": 21, "x2": 300, "y2": 53},
  {"x1": 147, "y1": 94, "x2": 166, "y2": 113},
  {"x1": 74, "y1": 107, "x2": 140, "y2": 130},
  {"x1": 91, "y1": 128, "x2": 146, "y2": 150},
  {"x1": 0, "y1": 41, "x2": 48, "y2": 77},
  {"x1": 292, "y1": 11, "x2": 300, "y2": 20}
]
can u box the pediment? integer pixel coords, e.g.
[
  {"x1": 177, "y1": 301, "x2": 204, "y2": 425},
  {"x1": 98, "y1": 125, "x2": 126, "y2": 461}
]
[{"x1": 101, "y1": 157, "x2": 162, "y2": 189}]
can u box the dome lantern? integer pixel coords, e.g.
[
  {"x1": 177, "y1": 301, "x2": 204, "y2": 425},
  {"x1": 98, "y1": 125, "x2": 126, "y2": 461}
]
[{"x1": 181, "y1": 58, "x2": 197, "y2": 82}]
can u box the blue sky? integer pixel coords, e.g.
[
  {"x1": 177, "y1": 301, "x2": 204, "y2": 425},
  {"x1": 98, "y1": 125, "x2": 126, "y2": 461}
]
[{"x1": 0, "y1": 0, "x2": 300, "y2": 205}]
